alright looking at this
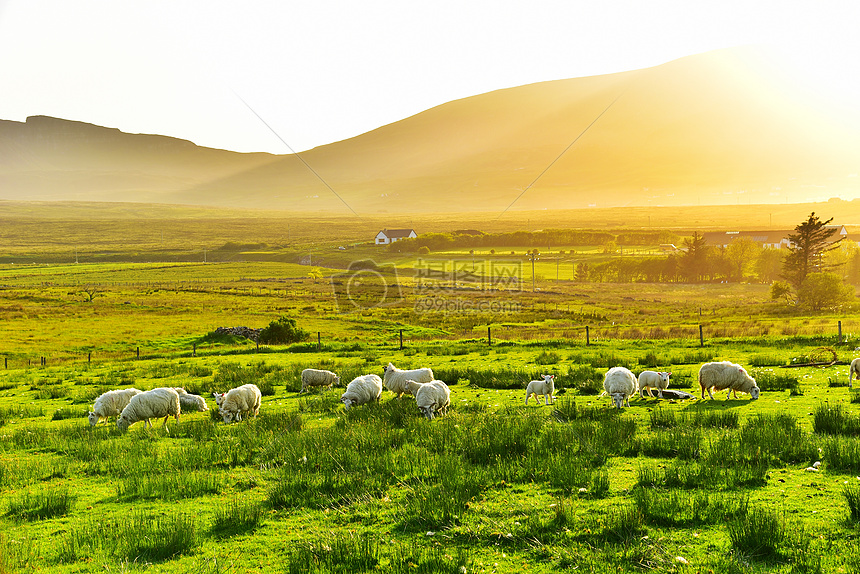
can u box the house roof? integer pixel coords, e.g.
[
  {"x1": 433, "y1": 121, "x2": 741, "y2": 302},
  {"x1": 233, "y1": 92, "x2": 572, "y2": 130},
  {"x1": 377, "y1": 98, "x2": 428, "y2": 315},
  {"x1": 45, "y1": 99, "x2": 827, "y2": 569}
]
[
  {"x1": 702, "y1": 226, "x2": 847, "y2": 247},
  {"x1": 378, "y1": 228, "x2": 416, "y2": 239},
  {"x1": 701, "y1": 230, "x2": 794, "y2": 246}
]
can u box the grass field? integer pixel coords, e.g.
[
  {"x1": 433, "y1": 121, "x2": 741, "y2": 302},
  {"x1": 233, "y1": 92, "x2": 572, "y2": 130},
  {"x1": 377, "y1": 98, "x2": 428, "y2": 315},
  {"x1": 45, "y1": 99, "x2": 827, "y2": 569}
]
[{"x1": 3, "y1": 212, "x2": 860, "y2": 572}]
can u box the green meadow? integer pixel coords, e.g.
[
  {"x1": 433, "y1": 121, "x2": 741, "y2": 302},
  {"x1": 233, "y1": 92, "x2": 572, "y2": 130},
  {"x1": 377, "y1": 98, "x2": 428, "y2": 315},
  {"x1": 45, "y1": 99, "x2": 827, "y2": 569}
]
[{"x1": 2, "y1": 224, "x2": 860, "y2": 573}]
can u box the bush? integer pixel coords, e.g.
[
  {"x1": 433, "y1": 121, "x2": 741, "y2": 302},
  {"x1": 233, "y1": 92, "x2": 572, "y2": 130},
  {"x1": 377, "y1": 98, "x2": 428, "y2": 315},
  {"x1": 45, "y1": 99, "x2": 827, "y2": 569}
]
[{"x1": 259, "y1": 317, "x2": 308, "y2": 345}]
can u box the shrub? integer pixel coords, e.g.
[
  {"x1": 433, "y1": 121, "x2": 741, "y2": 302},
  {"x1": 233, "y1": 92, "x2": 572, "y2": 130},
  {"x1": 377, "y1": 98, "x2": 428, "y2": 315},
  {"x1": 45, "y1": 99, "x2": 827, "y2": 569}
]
[{"x1": 259, "y1": 316, "x2": 308, "y2": 345}]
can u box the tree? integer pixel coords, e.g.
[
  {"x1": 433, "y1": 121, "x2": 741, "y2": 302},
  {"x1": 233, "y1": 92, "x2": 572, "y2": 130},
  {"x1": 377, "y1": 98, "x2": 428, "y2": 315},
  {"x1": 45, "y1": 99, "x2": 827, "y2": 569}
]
[
  {"x1": 770, "y1": 281, "x2": 794, "y2": 304},
  {"x1": 725, "y1": 237, "x2": 761, "y2": 282},
  {"x1": 79, "y1": 285, "x2": 100, "y2": 303},
  {"x1": 755, "y1": 248, "x2": 783, "y2": 283},
  {"x1": 679, "y1": 232, "x2": 710, "y2": 282},
  {"x1": 796, "y1": 273, "x2": 855, "y2": 311},
  {"x1": 258, "y1": 316, "x2": 308, "y2": 345},
  {"x1": 782, "y1": 212, "x2": 843, "y2": 288}
]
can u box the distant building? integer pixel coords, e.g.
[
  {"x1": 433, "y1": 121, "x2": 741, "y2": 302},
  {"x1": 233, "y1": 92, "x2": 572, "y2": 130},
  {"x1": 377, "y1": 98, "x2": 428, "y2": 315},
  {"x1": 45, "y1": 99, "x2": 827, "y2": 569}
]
[
  {"x1": 375, "y1": 228, "x2": 417, "y2": 245},
  {"x1": 701, "y1": 225, "x2": 848, "y2": 250}
]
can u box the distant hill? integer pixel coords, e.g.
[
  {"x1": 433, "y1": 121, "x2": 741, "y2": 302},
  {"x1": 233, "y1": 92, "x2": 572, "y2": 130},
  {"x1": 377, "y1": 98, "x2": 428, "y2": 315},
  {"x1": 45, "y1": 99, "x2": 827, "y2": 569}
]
[{"x1": 2, "y1": 47, "x2": 859, "y2": 214}]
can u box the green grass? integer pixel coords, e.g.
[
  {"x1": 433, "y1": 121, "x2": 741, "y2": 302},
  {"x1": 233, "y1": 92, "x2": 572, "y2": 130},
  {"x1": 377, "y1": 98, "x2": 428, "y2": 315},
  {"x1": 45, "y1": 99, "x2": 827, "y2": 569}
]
[{"x1": 2, "y1": 257, "x2": 860, "y2": 573}]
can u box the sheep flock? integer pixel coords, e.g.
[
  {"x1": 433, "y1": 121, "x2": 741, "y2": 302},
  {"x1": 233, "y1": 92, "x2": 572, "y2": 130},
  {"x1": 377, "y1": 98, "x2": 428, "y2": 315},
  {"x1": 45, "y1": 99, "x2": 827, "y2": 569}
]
[{"x1": 90, "y1": 352, "x2": 860, "y2": 432}]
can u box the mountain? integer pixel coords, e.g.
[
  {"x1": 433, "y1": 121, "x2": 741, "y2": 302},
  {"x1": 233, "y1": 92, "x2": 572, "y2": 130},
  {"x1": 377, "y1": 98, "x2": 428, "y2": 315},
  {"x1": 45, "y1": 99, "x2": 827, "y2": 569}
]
[{"x1": 2, "y1": 47, "x2": 859, "y2": 213}]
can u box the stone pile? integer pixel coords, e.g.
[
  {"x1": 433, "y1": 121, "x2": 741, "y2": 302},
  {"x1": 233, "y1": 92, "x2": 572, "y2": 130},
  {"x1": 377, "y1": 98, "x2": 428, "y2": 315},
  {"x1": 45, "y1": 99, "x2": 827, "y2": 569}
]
[{"x1": 214, "y1": 326, "x2": 262, "y2": 342}]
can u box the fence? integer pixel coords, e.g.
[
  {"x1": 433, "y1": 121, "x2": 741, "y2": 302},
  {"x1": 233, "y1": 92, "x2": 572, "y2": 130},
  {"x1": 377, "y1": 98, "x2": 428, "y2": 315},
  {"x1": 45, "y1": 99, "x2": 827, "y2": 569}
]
[{"x1": 3, "y1": 321, "x2": 853, "y2": 371}]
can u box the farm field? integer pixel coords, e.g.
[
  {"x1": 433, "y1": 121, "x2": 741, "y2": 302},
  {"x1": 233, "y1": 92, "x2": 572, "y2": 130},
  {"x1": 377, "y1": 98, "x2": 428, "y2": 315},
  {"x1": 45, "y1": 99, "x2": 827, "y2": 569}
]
[{"x1": 2, "y1": 249, "x2": 860, "y2": 572}]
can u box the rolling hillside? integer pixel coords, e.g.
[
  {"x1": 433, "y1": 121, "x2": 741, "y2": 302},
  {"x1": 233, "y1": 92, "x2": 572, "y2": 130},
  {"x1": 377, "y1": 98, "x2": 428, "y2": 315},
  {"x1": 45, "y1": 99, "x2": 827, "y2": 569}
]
[{"x1": 2, "y1": 47, "x2": 858, "y2": 214}]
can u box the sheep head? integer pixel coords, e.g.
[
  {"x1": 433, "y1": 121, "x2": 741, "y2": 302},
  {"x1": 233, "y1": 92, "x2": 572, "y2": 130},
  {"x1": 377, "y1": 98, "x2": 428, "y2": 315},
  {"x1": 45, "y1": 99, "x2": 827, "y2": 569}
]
[{"x1": 611, "y1": 393, "x2": 626, "y2": 409}]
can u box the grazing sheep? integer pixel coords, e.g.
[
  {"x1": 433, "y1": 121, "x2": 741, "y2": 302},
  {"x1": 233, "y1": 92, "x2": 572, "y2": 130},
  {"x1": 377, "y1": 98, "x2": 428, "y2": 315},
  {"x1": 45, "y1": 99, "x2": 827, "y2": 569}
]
[
  {"x1": 117, "y1": 387, "x2": 181, "y2": 432},
  {"x1": 415, "y1": 380, "x2": 451, "y2": 420},
  {"x1": 89, "y1": 388, "x2": 142, "y2": 426},
  {"x1": 212, "y1": 392, "x2": 226, "y2": 408},
  {"x1": 849, "y1": 358, "x2": 860, "y2": 390},
  {"x1": 300, "y1": 369, "x2": 340, "y2": 393},
  {"x1": 173, "y1": 388, "x2": 209, "y2": 412},
  {"x1": 341, "y1": 374, "x2": 383, "y2": 410},
  {"x1": 600, "y1": 367, "x2": 638, "y2": 408},
  {"x1": 383, "y1": 362, "x2": 434, "y2": 398},
  {"x1": 525, "y1": 374, "x2": 556, "y2": 406},
  {"x1": 219, "y1": 384, "x2": 262, "y2": 423},
  {"x1": 698, "y1": 361, "x2": 760, "y2": 400},
  {"x1": 638, "y1": 371, "x2": 672, "y2": 399}
]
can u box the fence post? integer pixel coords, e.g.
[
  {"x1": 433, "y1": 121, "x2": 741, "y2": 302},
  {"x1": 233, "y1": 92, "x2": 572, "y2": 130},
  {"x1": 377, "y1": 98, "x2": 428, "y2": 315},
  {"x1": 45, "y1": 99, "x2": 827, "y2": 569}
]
[
  {"x1": 488, "y1": 326, "x2": 492, "y2": 346},
  {"x1": 399, "y1": 329, "x2": 404, "y2": 350},
  {"x1": 318, "y1": 332, "x2": 321, "y2": 351},
  {"x1": 136, "y1": 347, "x2": 140, "y2": 360},
  {"x1": 586, "y1": 326, "x2": 590, "y2": 346},
  {"x1": 88, "y1": 352, "x2": 91, "y2": 363},
  {"x1": 838, "y1": 320, "x2": 843, "y2": 344},
  {"x1": 4, "y1": 357, "x2": 6, "y2": 369},
  {"x1": 699, "y1": 325, "x2": 704, "y2": 347}
]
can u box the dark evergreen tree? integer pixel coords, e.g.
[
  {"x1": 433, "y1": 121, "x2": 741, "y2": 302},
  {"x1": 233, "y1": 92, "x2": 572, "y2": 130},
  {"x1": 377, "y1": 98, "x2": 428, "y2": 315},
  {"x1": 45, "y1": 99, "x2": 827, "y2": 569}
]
[
  {"x1": 680, "y1": 232, "x2": 710, "y2": 282},
  {"x1": 782, "y1": 212, "x2": 843, "y2": 287}
]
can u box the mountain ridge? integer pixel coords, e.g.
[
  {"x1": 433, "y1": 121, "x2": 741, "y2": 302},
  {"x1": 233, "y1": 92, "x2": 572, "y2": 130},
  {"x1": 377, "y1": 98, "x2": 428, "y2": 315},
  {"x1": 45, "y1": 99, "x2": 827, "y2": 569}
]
[{"x1": 2, "y1": 47, "x2": 858, "y2": 213}]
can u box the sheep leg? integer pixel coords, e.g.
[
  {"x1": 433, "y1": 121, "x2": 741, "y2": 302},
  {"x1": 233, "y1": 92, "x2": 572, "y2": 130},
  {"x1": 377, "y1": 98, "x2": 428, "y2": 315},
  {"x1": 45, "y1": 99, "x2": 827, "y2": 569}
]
[
  {"x1": 706, "y1": 387, "x2": 715, "y2": 400},
  {"x1": 525, "y1": 392, "x2": 531, "y2": 406},
  {"x1": 657, "y1": 388, "x2": 664, "y2": 399}
]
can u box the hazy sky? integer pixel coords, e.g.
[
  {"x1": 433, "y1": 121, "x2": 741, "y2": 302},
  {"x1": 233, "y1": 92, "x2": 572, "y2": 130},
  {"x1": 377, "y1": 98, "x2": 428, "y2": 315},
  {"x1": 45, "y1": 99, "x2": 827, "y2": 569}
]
[{"x1": 1, "y1": 0, "x2": 858, "y2": 153}]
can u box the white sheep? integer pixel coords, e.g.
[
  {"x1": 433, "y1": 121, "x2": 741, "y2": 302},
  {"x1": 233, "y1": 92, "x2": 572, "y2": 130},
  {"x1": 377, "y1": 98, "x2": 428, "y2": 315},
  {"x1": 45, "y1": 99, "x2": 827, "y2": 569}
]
[
  {"x1": 600, "y1": 367, "x2": 638, "y2": 408},
  {"x1": 300, "y1": 369, "x2": 340, "y2": 393},
  {"x1": 173, "y1": 388, "x2": 209, "y2": 412},
  {"x1": 212, "y1": 392, "x2": 226, "y2": 408},
  {"x1": 414, "y1": 380, "x2": 451, "y2": 420},
  {"x1": 383, "y1": 362, "x2": 434, "y2": 398},
  {"x1": 341, "y1": 374, "x2": 383, "y2": 410},
  {"x1": 525, "y1": 374, "x2": 555, "y2": 405},
  {"x1": 849, "y1": 358, "x2": 860, "y2": 389},
  {"x1": 698, "y1": 361, "x2": 760, "y2": 400},
  {"x1": 219, "y1": 384, "x2": 262, "y2": 423},
  {"x1": 88, "y1": 388, "x2": 141, "y2": 426},
  {"x1": 638, "y1": 371, "x2": 672, "y2": 399},
  {"x1": 117, "y1": 387, "x2": 181, "y2": 432}
]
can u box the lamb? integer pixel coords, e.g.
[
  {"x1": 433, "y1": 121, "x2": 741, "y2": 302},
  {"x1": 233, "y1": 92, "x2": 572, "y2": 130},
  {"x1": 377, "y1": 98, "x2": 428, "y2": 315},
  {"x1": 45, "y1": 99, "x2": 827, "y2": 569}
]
[
  {"x1": 849, "y1": 358, "x2": 860, "y2": 389},
  {"x1": 173, "y1": 388, "x2": 209, "y2": 412},
  {"x1": 638, "y1": 371, "x2": 672, "y2": 399},
  {"x1": 300, "y1": 369, "x2": 340, "y2": 393},
  {"x1": 414, "y1": 380, "x2": 451, "y2": 420},
  {"x1": 88, "y1": 388, "x2": 142, "y2": 426},
  {"x1": 698, "y1": 361, "x2": 760, "y2": 400},
  {"x1": 341, "y1": 374, "x2": 383, "y2": 410},
  {"x1": 117, "y1": 387, "x2": 181, "y2": 432},
  {"x1": 382, "y1": 362, "x2": 434, "y2": 398},
  {"x1": 600, "y1": 367, "x2": 638, "y2": 408},
  {"x1": 219, "y1": 384, "x2": 262, "y2": 423},
  {"x1": 525, "y1": 374, "x2": 555, "y2": 405},
  {"x1": 212, "y1": 392, "x2": 226, "y2": 408}
]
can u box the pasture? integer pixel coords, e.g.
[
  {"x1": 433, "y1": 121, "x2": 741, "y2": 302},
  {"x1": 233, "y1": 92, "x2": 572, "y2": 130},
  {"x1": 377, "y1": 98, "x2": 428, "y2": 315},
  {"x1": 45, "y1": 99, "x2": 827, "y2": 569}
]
[{"x1": 1, "y1": 245, "x2": 860, "y2": 572}]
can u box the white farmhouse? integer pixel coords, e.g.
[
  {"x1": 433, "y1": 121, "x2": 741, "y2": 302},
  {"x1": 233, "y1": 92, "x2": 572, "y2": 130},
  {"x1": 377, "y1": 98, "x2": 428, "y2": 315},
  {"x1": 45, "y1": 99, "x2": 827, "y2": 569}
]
[
  {"x1": 702, "y1": 225, "x2": 848, "y2": 250},
  {"x1": 375, "y1": 228, "x2": 417, "y2": 245}
]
